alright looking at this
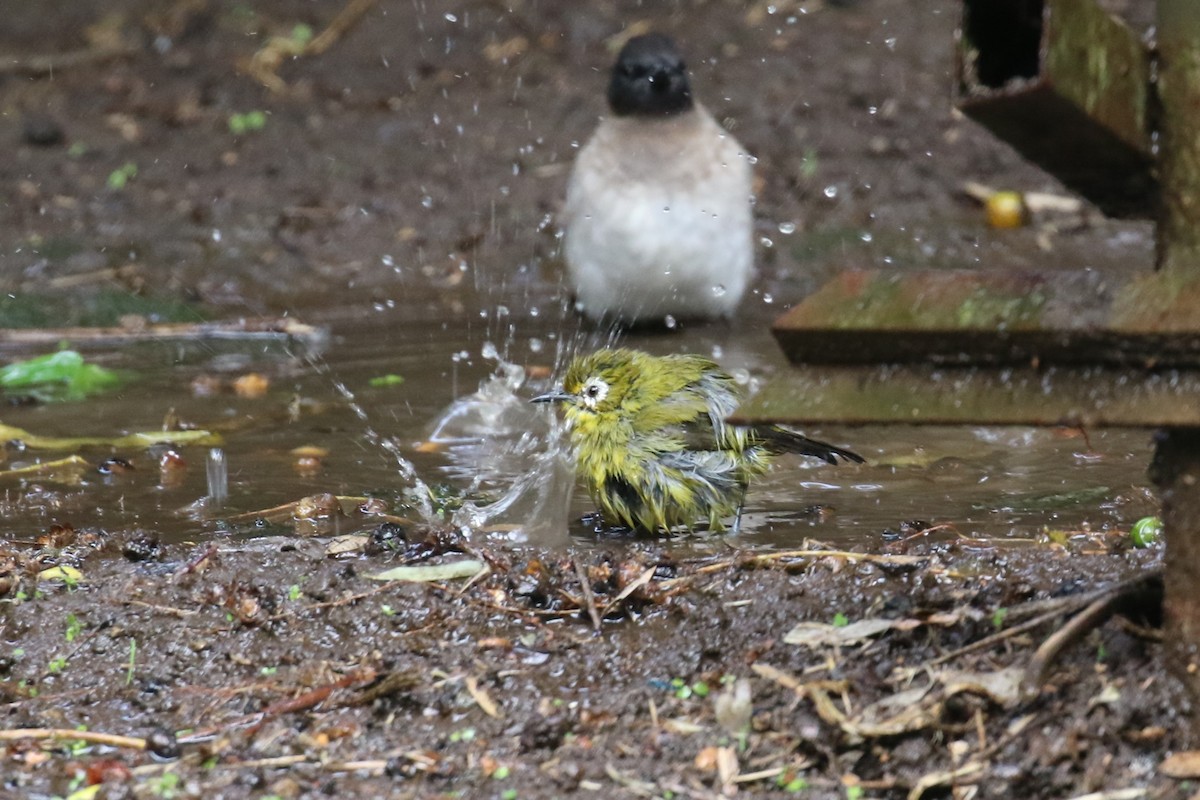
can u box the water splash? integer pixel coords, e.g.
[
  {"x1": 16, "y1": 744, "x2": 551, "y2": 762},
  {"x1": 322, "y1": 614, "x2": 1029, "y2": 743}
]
[
  {"x1": 428, "y1": 342, "x2": 576, "y2": 542},
  {"x1": 206, "y1": 448, "x2": 227, "y2": 507},
  {"x1": 331, "y1": 377, "x2": 436, "y2": 522}
]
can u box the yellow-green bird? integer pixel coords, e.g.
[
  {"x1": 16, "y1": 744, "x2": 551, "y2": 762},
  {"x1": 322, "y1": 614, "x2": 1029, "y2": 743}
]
[{"x1": 532, "y1": 348, "x2": 863, "y2": 533}]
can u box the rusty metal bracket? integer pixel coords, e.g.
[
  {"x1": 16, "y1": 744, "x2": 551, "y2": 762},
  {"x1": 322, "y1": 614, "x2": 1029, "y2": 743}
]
[{"x1": 957, "y1": 0, "x2": 1154, "y2": 218}]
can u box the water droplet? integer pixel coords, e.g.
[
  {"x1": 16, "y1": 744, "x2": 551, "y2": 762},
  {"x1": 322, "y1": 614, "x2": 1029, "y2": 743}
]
[
  {"x1": 420, "y1": 195, "x2": 434, "y2": 209},
  {"x1": 760, "y1": 236, "x2": 774, "y2": 249},
  {"x1": 711, "y1": 284, "x2": 727, "y2": 297},
  {"x1": 778, "y1": 221, "x2": 796, "y2": 235},
  {"x1": 481, "y1": 341, "x2": 500, "y2": 360},
  {"x1": 885, "y1": 37, "x2": 897, "y2": 51},
  {"x1": 211, "y1": 228, "x2": 222, "y2": 242},
  {"x1": 662, "y1": 206, "x2": 671, "y2": 213},
  {"x1": 444, "y1": 12, "x2": 458, "y2": 22},
  {"x1": 711, "y1": 345, "x2": 724, "y2": 359},
  {"x1": 860, "y1": 232, "x2": 873, "y2": 243},
  {"x1": 664, "y1": 315, "x2": 678, "y2": 329},
  {"x1": 381, "y1": 254, "x2": 395, "y2": 267},
  {"x1": 823, "y1": 185, "x2": 838, "y2": 199},
  {"x1": 529, "y1": 338, "x2": 544, "y2": 353},
  {"x1": 762, "y1": 293, "x2": 774, "y2": 304},
  {"x1": 746, "y1": 155, "x2": 759, "y2": 165}
]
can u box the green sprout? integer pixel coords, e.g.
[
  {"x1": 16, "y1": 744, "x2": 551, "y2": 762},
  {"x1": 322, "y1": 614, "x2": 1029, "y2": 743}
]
[
  {"x1": 228, "y1": 110, "x2": 268, "y2": 135},
  {"x1": 831, "y1": 612, "x2": 849, "y2": 628},
  {"x1": 777, "y1": 773, "x2": 809, "y2": 792},
  {"x1": 65, "y1": 613, "x2": 83, "y2": 643},
  {"x1": 992, "y1": 607, "x2": 1009, "y2": 630},
  {"x1": 150, "y1": 771, "x2": 181, "y2": 799},
  {"x1": 449, "y1": 727, "x2": 476, "y2": 743},
  {"x1": 290, "y1": 23, "x2": 314, "y2": 45},
  {"x1": 369, "y1": 373, "x2": 405, "y2": 388},
  {"x1": 107, "y1": 161, "x2": 138, "y2": 190}
]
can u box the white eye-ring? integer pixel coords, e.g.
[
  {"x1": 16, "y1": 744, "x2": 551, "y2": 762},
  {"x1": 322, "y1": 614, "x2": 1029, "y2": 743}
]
[{"x1": 579, "y1": 377, "x2": 609, "y2": 409}]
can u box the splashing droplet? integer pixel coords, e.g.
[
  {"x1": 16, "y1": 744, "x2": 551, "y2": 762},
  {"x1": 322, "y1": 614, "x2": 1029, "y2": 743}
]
[{"x1": 206, "y1": 448, "x2": 227, "y2": 507}]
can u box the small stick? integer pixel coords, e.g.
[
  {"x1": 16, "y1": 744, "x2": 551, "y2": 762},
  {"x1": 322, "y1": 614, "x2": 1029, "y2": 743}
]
[
  {"x1": 575, "y1": 559, "x2": 603, "y2": 632},
  {"x1": 0, "y1": 728, "x2": 146, "y2": 750}
]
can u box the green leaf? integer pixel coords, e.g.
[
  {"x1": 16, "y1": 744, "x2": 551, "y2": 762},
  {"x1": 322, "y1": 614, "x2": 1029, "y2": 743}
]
[
  {"x1": 369, "y1": 373, "x2": 406, "y2": 388},
  {"x1": 0, "y1": 350, "x2": 122, "y2": 401}
]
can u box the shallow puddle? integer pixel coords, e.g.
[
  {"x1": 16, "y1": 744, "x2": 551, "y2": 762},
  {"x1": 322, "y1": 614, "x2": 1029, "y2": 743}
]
[{"x1": 0, "y1": 299, "x2": 1158, "y2": 551}]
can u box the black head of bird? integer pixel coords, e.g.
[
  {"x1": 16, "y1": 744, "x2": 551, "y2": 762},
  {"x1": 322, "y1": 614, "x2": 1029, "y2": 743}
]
[{"x1": 607, "y1": 34, "x2": 694, "y2": 118}]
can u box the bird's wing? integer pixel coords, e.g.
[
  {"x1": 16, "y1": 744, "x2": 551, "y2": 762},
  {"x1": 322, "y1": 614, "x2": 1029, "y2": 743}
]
[{"x1": 637, "y1": 372, "x2": 743, "y2": 452}]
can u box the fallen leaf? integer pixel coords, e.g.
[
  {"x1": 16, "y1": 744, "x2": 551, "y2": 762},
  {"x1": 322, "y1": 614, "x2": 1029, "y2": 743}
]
[
  {"x1": 784, "y1": 617, "x2": 898, "y2": 647},
  {"x1": 1161, "y1": 750, "x2": 1200, "y2": 779},
  {"x1": 367, "y1": 559, "x2": 485, "y2": 582}
]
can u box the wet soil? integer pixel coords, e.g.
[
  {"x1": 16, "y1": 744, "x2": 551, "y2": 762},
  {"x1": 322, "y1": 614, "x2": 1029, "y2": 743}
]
[
  {"x1": 0, "y1": 0, "x2": 1179, "y2": 797},
  {"x1": 0, "y1": 530, "x2": 1178, "y2": 799}
]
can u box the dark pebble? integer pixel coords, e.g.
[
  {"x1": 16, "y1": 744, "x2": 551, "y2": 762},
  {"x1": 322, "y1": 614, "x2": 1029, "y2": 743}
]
[{"x1": 22, "y1": 114, "x2": 65, "y2": 146}]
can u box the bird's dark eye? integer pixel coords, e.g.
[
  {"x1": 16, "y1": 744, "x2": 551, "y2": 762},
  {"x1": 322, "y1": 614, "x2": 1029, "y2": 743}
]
[{"x1": 585, "y1": 384, "x2": 601, "y2": 398}]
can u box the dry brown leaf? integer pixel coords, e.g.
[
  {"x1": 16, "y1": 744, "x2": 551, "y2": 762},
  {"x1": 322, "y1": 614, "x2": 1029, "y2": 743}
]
[
  {"x1": 1161, "y1": 750, "x2": 1200, "y2": 779},
  {"x1": 466, "y1": 675, "x2": 502, "y2": 719}
]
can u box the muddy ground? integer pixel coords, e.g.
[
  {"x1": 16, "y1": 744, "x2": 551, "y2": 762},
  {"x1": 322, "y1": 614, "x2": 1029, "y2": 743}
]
[{"x1": 0, "y1": 0, "x2": 1183, "y2": 798}]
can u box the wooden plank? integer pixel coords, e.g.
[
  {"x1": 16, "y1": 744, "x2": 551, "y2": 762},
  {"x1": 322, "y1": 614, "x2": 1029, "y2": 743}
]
[
  {"x1": 730, "y1": 364, "x2": 1200, "y2": 428},
  {"x1": 773, "y1": 270, "x2": 1200, "y2": 367}
]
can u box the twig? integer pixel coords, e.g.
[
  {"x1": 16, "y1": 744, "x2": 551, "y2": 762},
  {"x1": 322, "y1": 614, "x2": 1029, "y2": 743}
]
[
  {"x1": 1024, "y1": 574, "x2": 1163, "y2": 693},
  {"x1": 575, "y1": 559, "x2": 602, "y2": 632},
  {"x1": 124, "y1": 599, "x2": 199, "y2": 618},
  {"x1": 0, "y1": 318, "x2": 324, "y2": 351},
  {"x1": 0, "y1": 728, "x2": 145, "y2": 750},
  {"x1": 600, "y1": 566, "x2": 657, "y2": 618},
  {"x1": 0, "y1": 44, "x2": 138, "y2": 76},
  {"x1": 1061, "y1": 790, "x2": 1146, "y2": 800}
]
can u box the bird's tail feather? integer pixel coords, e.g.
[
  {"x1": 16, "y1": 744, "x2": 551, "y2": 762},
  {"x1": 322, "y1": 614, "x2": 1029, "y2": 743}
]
[{"x1": 757, "y1": 427, "x2": 865, "y2": 465}]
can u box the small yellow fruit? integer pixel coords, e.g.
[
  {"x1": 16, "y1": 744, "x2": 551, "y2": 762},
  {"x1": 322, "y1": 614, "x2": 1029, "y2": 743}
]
[{"x1": 985, "y1": 190, "x2": 1029, "y2": 229}]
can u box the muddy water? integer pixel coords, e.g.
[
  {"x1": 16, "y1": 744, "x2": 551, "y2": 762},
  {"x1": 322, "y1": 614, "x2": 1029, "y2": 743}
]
[{"x1": 0, "y1": 292, "x2": 1158, "y2": 550}]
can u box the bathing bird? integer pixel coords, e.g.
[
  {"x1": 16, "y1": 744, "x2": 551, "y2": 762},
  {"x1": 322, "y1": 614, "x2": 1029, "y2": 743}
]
[{"x1": 533, "y1": 348, "x2": 863, "y2": 533}]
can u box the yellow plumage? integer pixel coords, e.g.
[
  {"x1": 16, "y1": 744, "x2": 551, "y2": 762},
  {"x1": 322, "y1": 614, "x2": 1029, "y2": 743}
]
[{"x1": 533, "y1": 348, "x2": 863, "y2": 533}]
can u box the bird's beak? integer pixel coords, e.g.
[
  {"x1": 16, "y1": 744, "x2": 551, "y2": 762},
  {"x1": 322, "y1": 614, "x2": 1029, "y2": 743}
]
[{"x1": 531, "y1": 389, "x2": 572, "y2": 404}]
